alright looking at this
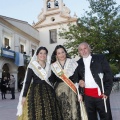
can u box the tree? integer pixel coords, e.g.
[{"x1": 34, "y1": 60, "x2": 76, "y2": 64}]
[{"x1": 59, "y1": 0, "x2": 120, "y2": 70}]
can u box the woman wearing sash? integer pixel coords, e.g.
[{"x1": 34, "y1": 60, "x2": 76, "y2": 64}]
[
  {"x1": 17, "y1": 46, "x2": 62, "y2": 120},
  {"x1": 50, "y1": 45, "x2": 81, "y2": 120}
]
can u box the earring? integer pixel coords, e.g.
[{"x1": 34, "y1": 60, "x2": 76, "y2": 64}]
[
  {"x1": 56, "y1": 56, "x2": 58, "y2": 61},
  {"x1": 37, "y1": 58, "x2": 39, "y2": 63},
  {"x1": 45, "y1": 59, "x2": 47, "y2": 62}
]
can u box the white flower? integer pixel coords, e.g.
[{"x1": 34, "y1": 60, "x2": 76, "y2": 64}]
[{"x1": 98, "y1": 73, "x2": 103, "y2": 80}]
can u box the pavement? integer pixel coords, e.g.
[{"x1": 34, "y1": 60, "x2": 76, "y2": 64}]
[
  {"x1": 0, "y1": 92, "x2": 19, "y2": 120},
  {"x1": 110, "y1": 91, "x2": 120, "y2": 120},
  {"x1": 0, "y1": 90, "x2": 120, "y2": 120}
]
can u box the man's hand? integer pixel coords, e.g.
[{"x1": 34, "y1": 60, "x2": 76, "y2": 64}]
[
  {"x1": 79, "y1": 80, "x2": 85, "y2": 87},
  {"x1": 101, "y1": 94, "x2": 108, "y2": 99}
]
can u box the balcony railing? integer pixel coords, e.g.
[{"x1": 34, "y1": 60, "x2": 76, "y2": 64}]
[{"x1": 0, "y1": 47, "x2": 30, "y2": 66}]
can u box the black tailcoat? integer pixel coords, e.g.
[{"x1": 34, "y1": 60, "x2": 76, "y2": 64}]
[{"x1": 76, "y1": 54, "x2": 113, "y2": 97}]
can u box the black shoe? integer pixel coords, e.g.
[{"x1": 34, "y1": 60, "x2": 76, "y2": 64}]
[{"x1": 4, "y1": 98, "x2": 6, "y2": 99}]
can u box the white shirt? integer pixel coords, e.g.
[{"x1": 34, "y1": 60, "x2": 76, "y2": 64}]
[{"x1": 83, "y1": 55, "x2": 101, "y2": 95}]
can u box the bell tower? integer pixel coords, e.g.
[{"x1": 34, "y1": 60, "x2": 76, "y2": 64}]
[
  {"x1": 43, "y1": 0, "x2": 63, "y2": 13},
  {"x1": 37, "y1": 0, "x2": 75, "y2": 25}
]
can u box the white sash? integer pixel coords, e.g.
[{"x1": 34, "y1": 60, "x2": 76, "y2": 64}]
[{"x1": 32, "y1": 61, "x2": 53, "y2": 87}]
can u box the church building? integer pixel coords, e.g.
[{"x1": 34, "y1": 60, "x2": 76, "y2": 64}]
[{"x1": 34, "y1": 0, "x2": 77, "y2": 55}]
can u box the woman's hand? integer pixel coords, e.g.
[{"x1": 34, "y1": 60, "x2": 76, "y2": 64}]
[
  {"x1": 79, "y1": 80, "x2": 85, "y2": 88},
  {"x1": 22, "y1": 97, "x2": 26, "y2": 106}
]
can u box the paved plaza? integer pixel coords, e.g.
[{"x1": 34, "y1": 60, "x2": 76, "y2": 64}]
[
  {"x1": 0, "y1": 92, "x2": 19, "y2": 120},
  {"x1": 0, "y1": 90, "x2": 120, "y2": 120}
]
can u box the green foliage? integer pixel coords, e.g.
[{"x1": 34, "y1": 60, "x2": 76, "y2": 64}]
[
  {"x1": 110, "y1": 63, "x2": 119, "y2": 75},
  {"x1": 59, "y1": 0, "x2": 120, "y2": 68}
]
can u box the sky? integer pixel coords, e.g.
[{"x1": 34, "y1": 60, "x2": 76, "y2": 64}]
[{"x1": 0, "y1": 0, "x2": 120, "y2": 25}]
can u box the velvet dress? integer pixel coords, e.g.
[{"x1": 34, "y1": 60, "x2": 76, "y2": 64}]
[{"x1": 22, "y1": 68, "x2": 62, "y2": 120}]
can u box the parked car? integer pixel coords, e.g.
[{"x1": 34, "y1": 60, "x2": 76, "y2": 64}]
[{"x1": 113, "y1": 77, "x2": 120, "y2": 82}]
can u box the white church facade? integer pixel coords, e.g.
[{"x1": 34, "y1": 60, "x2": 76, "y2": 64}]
[{"x1": 34, "y1": 0, "x2": 77, "y2": 55}]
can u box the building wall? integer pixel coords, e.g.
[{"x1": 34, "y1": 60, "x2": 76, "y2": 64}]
[
  {"x1": 38, "y1": 23, "x2": 72, "y2": 55},
  {"x1": 0, "y1": 15, "x2": 40, "y2": 40},
  {"x1": 0, "y1": 17, "x2": 40, "y2": 90}
]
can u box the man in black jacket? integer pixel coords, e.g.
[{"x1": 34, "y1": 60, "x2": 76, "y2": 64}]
[{"x1": 77, "y1": 42, "x2": 113, "y2": 120}]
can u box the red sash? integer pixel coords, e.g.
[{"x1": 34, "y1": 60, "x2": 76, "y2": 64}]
[
  {"x1": 85, "y1": 88, "x2": 102, "y2": 98},
  {"x1": 60, "y1": 73, "x2": 77, "y2": 94}
]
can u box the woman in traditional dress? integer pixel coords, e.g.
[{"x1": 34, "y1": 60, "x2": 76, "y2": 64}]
[
  {"x1": 17, "y1": 46, "x2": 62, "y2": 120},
  {"x1": 50, "y1": 45, "x2": 81, "y2": 120}
]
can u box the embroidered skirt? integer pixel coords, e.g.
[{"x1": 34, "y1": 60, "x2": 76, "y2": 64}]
[
  {"x1": 18, "y1": 82, "x2": 62, "y2": 120},
  {"x1": 55, "y1": 82, "x2": 81, "y2": 120}
]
